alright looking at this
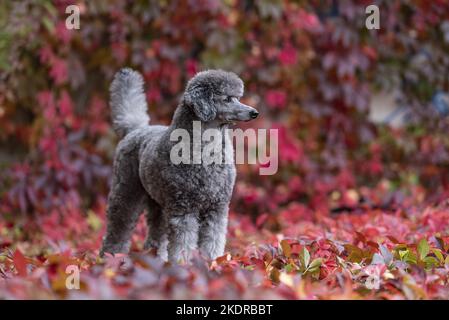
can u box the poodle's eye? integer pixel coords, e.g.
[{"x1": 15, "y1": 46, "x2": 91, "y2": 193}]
[{"x1": 224, "y1": 96, "x2": 233, "y2": 103}]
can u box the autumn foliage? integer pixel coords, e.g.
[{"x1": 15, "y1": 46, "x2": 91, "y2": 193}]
[{"x1": 1, "y1": 0, "x2": 449, "y2": 299}]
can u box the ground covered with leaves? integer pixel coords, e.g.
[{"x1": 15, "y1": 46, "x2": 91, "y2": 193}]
[
  {"x1": 1, "y1": 199, "x2": 449, "y2": 299},
  {"x1": 2, "y1": 1, "x2": 449, "y2": 300}
]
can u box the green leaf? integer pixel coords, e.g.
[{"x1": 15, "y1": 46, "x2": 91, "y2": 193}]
[
  {"x1": 299, "y1": 247, "x2": 310, "y2": 269},
  {"x1": 399, "y1": 249, "x2": 417, "y2": 265},
  {"x1": 306, "y1": 258, "x2": 322, "y2": 273},
  {"x1": 417, "y1": 239, "x2": 429, "y2": 261},
  {"x1": 42, "y1": 17, "x2": 54, "y2": 33},
  {"x1": 87, "y1": 210, "x2": 102, "y2": 231},
  {"x1": 43, "y1": 0, "x2": 57, "y2": 17},
  {"x1": 284, "y1": 263, "x2": 296, "y2": 273},
  {"x1": 431, "y1": 248, "x2": 444, "y2": 264},
  {"x1": 423, "y1": 256, "x2": 439, "y2": 270},
  {"x1": 398, "y1": 249, "x2": 409, "y2": 260}
]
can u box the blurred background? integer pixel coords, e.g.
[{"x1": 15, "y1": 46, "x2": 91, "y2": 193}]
[{"x1": 1, "y1": 0, "x2": 449, "y2": 226}]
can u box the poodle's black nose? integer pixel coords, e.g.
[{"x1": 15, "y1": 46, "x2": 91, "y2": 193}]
[{"x1": 250, "y1": 110, "x2": 259, "y2": 119}]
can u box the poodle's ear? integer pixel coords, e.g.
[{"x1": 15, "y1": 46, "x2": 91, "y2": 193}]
[{"x1": 184, "y1": 87, "x2": 216, "y2": 121}]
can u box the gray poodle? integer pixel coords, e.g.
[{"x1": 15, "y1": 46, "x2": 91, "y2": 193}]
[{"x1": 100, "y1": 68, "x2": 258, "y2": 263}]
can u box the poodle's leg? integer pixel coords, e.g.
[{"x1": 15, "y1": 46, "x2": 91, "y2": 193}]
[
  {"x1": 166, "y1": 212, "x2": 199, "y2": 263},
  {"x1": 100, "y1": 181, "x2": 146, "y2": 256},
  {"x1": 198, "y1": 204, "x2": 229, "y2": 260},
  {"x1": 144, "y1": 197, "x2": 168, "y2": 261}
]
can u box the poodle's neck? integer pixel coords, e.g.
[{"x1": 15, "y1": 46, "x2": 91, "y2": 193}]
[
  {"x1": 170, "y1": 103, "x2": 225, "y2": 132},
  {"x1": 169, "y1": 103, "x2": 231, "y2": 157},
  {"x1": 170, "y1": 103, "x2": 197, "y2": 130}
]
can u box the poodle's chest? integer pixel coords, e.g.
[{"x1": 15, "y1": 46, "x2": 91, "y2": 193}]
[
  {"x1": 169, "y1": 164, "x2": 235, "y2": 194},
  {"x1": 143, "y1": 162, "x2": 236, "y2": 207}
]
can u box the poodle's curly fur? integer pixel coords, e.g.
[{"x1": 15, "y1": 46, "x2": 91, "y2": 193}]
[{"x1": 100, "y1": 68, "x2": 258, "y2": 263}]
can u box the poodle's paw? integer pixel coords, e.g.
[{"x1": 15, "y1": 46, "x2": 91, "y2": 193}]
[
  {"x1": 144, "y1": 238, "x2": 168, "y2": 262},
  {"x1": 157, "y1": 249, "x2": 168, "y2": 262},
  {"x1": 100, "y1": 240, "x2": 130, "y2": 257},
  {"x1": 199, "y1": 239, "x2": 226, "y2": 261},
  {"x1": 167, "y1": 251, "x2": 186, "y2": 264},
  {"x1": 200, "y1": 248, "x2": 224, "y2": 261}
]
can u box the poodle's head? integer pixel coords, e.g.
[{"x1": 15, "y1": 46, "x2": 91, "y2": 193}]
[{"x1": 183, "y1": 70, "x2": 258, "y2": 123}]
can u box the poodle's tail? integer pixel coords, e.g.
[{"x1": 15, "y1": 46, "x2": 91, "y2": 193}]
[{"x1": 109, "y1": 68, "x2": 150, "y2": 137}]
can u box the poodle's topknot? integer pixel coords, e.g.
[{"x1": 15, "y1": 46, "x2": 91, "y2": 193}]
[{"x1": 185, "y1": 69, "x2": 244, "y2": 97}]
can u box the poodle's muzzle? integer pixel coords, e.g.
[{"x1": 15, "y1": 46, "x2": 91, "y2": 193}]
[{"x1": 219, "y1": 99, "x2": 259, "y2": 123}]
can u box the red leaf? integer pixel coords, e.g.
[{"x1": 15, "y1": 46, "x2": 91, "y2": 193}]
[
  {"x1": 256, "y1": 213, "x2": 268, "y2": 228},
  {"x1": 13, "y1": 249, "x2": 28, "y2": 277},
  {"x1": 278, "y1": 44, "x2": 297, "y2": 66}
]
